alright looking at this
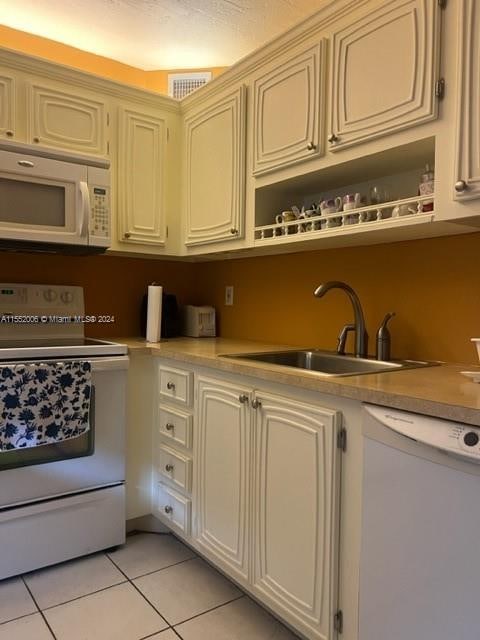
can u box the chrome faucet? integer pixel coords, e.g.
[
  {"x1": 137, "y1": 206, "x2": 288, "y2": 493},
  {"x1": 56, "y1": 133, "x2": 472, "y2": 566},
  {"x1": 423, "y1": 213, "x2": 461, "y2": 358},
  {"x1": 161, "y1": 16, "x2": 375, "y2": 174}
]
[{"x1": 314, "y1": 281, "x2": 369, "y2": 358}]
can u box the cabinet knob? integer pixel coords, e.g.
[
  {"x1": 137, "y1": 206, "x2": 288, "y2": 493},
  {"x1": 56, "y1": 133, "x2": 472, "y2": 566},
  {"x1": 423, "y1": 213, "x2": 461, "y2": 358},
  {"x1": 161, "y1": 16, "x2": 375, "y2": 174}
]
[
  {"x1": 230, "y1": 228, "x2": 238, "y2": 235},
  {"x1": 251, "y1": 399, "x2": 262, "y2": 409},
  {"x1": 239, "y1": 394, "x2": 249, "y2": 404},
  {"x1": 166, "y1": 381, "x2": 176, "y2": 390},
  {"x1": 33, "y1": 137, "x2": 40, "y2": 143},
  {"x1": 306, "y1": 141, "x2": 317, "y2": 151},
  {"x1": 164, "y1": 505, "x2": 173, "y2": 514},
  {"x1": 455, "y1": 180, "x2": 468, "y2": 192},
  {"x1": 165, "y1": 422, "x2": 175, "y2": 431},
  {"x1": 165, "y1": 463, "x2": 174, "y2": 472},
  {"x1": 328, "y1": 133, "x2": 339, "y2": 144},
  {"x1": 124, "y1": 232, "x2": 131, "y2": 239},
  {"x1": 5, "y1": 130, "x2": 13, "y2": 137}
]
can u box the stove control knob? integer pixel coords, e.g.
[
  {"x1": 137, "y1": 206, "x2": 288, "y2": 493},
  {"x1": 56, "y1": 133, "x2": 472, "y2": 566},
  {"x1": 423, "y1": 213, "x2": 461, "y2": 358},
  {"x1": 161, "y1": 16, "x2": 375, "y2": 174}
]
[
  {"x1": 60, "y1": 291, "x2": 73, "y2": 304},
  {"x1": 464, "y1": 431, "x2": 479, "y2": 447},
  {"x1": 43, "y1": 288, "x2": 57, "y2": 302}
]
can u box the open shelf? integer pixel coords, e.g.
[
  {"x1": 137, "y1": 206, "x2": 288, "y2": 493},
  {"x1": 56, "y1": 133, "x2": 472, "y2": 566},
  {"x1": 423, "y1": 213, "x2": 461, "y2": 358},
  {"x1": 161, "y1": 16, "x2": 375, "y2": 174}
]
[
  {"x1": 254, "y1": 138, "x2": 436, "y2": 247},
  {"x1": 255, "y1": 195, "x2": 434, "y2": 243}
]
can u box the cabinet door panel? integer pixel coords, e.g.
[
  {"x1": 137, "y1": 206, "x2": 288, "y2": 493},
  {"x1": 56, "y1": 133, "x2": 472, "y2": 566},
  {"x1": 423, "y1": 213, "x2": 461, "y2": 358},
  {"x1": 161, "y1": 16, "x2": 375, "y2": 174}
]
[
  {"x1": 194, "y1": 377, "x2": 250, "y2": 581},
  {"x1": 0, "y1": 74, "x2": 15, "y2": 139},
  {"x1": 185, "y1": 86, "x2": 246, "y2": 246},
  {"x1": 330, "y1": 0, "x2": 440, "y2": 150},
  {"x1": 28, "y1": 82, "x2": 107, "y2": 155},
  {"x1": 454, "y1": 0, "x2": 480, "y2": 200},
  {"x1": 253, "y1": 393, "x2": 339, "y2": 640},
  {"x1": 118, "y1": 108, "x2": 166, "y2": 245},
  {"x1": 253, "y1": 41, "x2": 327, "y2": 175}
]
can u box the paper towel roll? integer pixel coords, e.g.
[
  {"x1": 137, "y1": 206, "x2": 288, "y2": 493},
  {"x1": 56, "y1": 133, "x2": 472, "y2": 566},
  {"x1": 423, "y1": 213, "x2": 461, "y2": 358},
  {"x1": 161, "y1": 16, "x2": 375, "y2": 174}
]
[{"x1": 146, "y1": 284, "x2": 163, "y2": 343}]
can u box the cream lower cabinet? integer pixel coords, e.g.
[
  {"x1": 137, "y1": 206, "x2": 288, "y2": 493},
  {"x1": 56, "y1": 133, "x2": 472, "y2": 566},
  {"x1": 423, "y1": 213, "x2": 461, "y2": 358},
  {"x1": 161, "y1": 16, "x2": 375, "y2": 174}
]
[
  {"x1": 251, "y1": 392, "x2": 340, "y2": 640},
  {"x1": 454, "y1": 0, "x2": 480, "y2": 201},
  {"x1": 193, "y1": 375, "x2": 341, "y2": 640},
  {"x1": 183, "y1": 86, "x2": 246, "y2": 247},
  {"x1": 329, "y1": 0, "x2": 441, "y2": 151},
  {"x1": 116, "y1": 106, "x2": 167, "y2": 246},
  {"x1": 194, "y1": 377, "x2": 251, "y2": 582}
]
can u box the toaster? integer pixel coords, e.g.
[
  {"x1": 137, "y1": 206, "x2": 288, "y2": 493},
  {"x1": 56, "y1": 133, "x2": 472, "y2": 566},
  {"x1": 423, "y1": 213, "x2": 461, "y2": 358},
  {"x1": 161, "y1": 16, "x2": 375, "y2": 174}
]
[{"x1": 181, "y1": 305, "x2": 216, "y2": 337}]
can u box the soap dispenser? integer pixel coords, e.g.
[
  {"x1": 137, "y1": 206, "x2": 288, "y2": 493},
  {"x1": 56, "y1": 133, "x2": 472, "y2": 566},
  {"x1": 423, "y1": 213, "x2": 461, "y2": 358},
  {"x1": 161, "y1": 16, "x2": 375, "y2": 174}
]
[{"x1": 376, "y1": 312, "x2": 395, "y2": 361}]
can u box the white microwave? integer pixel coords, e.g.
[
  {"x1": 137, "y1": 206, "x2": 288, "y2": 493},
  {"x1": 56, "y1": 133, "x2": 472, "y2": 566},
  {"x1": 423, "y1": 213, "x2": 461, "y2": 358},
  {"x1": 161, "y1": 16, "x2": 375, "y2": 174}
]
[{"x1": 0, "y1": 140, "x2": 110, "y2": 253}]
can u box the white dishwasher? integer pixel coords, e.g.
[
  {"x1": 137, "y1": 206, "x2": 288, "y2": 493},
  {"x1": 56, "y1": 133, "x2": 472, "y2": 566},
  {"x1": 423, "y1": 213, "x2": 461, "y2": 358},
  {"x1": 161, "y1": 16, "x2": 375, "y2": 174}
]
[{"x1": 359, "y1": 403, "x2": 480, "y2": 640}]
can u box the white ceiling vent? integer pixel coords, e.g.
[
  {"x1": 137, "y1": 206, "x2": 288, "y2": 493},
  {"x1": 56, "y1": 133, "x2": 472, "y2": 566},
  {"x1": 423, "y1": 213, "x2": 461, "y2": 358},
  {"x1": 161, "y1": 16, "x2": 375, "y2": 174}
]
[{"x1": 168, "y1": 72, "x2": 213, "y2": 99}]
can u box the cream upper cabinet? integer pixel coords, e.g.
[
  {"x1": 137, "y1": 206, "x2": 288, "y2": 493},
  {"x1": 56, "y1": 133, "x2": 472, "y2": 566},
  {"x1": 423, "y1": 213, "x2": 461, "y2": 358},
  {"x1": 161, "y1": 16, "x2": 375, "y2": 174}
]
[
  {"x1": 252, "y1": 392, "x2": 340, "y2": 640},
  {"x1": 454, "y1": 0, "x2": 480, "y2": 201},
  {"x1": 253, "y1": 41, "x2": 327, "y2": 175},
  {"x1": 184, "y1": 85, "x2": 246, "y2": 246},
  {"x1": 0, "y1": 73, "x2": 15, "y2": 139},
  {"x1": 117, "y1": 106, "x2": 167, "y2": 246},
  {"x1": 329, "y1": 0, "x2": 441, "y2": 151},
  {"x1": 194, "y1": 377, "x2": 251, "y2": 582},
  {"x1": 26, "y1": 80, "x2": 108, "y2": 155}
]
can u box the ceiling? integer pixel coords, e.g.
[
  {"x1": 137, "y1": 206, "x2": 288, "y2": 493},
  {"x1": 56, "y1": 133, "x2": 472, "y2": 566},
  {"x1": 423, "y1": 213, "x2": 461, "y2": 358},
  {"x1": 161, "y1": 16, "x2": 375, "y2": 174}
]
[{"x1": 0, "y1": 0, "x2": 322, "y2": 70}]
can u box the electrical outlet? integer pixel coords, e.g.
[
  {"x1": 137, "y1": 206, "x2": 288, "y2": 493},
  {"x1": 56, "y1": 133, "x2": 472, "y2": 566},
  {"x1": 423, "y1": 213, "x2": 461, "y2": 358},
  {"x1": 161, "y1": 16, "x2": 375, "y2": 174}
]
[{"x1": 225, "y1": 285, "x2": 234, "y2": 306}]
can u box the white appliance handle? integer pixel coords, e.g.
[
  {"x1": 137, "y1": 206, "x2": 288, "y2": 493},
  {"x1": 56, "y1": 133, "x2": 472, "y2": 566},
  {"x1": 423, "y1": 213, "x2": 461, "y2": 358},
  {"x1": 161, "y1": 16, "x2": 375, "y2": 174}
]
[{"x1": 78, "y1": 181, "x2": 90, "y2": 238}]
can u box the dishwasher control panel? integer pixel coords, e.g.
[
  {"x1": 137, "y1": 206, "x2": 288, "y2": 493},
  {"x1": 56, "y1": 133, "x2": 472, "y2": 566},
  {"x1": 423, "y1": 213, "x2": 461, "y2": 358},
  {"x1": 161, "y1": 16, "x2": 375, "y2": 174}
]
[{"x1": 364, "y1": 404, "x2": 480, "y2": 463}]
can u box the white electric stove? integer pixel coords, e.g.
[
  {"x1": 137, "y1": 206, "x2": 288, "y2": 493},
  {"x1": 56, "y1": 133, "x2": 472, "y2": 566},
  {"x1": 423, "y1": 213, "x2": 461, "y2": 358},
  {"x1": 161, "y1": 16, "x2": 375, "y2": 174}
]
[{"x1": 0, "y1": 283, "x2": 128, "y2": 579}]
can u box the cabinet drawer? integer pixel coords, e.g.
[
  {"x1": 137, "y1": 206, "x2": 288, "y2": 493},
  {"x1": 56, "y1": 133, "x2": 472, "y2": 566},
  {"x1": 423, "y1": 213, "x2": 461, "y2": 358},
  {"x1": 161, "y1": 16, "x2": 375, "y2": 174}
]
[
  {"x1": 159, "y1": 364, "x2": 193, "y2": 406},
  {"x1": 158, "y1": 407, "x2": 192, "y2": 449},
  {"x1": 159, "y1": 445, "x2": 192, "y2": 493},
  {"x1": 157, "y1": 483, "x2": 191, "y2": 535}
]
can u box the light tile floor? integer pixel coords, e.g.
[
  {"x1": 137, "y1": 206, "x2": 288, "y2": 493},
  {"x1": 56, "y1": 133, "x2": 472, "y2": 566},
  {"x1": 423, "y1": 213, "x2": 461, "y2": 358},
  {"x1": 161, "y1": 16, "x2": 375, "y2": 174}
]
[{"x1": 0, "y1": 532, "x2": 300, "y2": 640}]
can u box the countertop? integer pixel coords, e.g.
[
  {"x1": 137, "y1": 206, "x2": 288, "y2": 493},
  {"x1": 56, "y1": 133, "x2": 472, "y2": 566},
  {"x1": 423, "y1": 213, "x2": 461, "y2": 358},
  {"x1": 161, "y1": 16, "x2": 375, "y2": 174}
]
[{"x1": 115, "y1": 337, "x2": 480, "y2": 426}]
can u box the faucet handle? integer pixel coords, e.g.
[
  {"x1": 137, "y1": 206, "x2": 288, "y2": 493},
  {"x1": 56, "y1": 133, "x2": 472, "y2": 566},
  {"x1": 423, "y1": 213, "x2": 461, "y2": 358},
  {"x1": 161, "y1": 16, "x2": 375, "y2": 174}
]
[
  {"x1": 337, "y1": 323, "x2": 355, "y2": 355},
  {"x1": 376, "y1": 312, "x2": 395, "y2": 361}
]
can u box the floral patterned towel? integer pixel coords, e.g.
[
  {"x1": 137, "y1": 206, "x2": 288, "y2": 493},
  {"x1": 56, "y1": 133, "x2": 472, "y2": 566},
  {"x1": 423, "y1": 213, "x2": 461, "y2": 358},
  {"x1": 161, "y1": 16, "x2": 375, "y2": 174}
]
[{"x1": 0, "y1": 361, "x2": 91, "y2": 451}]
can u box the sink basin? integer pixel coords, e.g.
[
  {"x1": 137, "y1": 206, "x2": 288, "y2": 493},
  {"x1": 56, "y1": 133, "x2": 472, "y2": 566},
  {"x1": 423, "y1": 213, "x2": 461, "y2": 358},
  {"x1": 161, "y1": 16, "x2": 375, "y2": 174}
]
[{"x1": 221, "y1": 349, "x2": 434, "y2": 377}]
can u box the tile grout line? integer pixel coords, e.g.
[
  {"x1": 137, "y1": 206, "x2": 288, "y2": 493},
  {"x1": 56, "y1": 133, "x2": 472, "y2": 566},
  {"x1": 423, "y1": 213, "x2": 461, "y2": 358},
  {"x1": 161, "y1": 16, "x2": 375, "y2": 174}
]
[
  {"x1": 21, "y1": 576, "x2": 58, "y2": 640},
  {"x1": 106, "y1": 552, "x2": 172, "y2": 631},
  {"x1": 0, "y1": 610, "x2": 42, "y2": 628},
  {"x1": 38, "y1": 577, "x2": 129, "y2": 613},
  {"x1": 105, "y1": 553, "x2": 198, "y2": 581},
  {"x1": 172, "y1": 593, "x2": 246, "y2": 629}
]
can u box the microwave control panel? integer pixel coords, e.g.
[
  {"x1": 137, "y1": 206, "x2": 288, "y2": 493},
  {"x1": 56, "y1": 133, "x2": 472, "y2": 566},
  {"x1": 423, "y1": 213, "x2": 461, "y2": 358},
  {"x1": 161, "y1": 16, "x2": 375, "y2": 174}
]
[{"x1": 90, "y1": 185, "x2": 110, "y2": 239}]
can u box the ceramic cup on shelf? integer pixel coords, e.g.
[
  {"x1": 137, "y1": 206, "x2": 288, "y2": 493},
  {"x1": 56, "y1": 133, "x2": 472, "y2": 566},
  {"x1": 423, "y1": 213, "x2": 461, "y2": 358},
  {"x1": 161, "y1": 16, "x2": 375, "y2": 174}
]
[
  {"x1": 275, "y1": 210, "x2": 298, "y2": 234},
  {"x1": 392, "y1": 203, "x2": 417, "y2": 217},
  {"x1": 342, "y1": 193, "x2": 362, "y2": 225},
  {"x1": 342, "y1": 193, "x2": 361, "y2": 211},
  {"x1": 320, "y1": 198, "x2": 342, "y2": 228},
  {"x1": 298, "y1": 208, "x2": 316, "y2": 232}
]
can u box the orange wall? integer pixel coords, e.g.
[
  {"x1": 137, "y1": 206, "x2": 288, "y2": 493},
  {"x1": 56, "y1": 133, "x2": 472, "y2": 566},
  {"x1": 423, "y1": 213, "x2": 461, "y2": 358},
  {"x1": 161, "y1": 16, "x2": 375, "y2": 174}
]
[
  {"x1": 0, "y1": 252, "x2": 194, "y2": 338},
  {"x1": 192, "y1": 232, "x2": 480, "y2": 366},
  {"x1": 0, "y1": 25, "x2": 226, "y2": 93}
]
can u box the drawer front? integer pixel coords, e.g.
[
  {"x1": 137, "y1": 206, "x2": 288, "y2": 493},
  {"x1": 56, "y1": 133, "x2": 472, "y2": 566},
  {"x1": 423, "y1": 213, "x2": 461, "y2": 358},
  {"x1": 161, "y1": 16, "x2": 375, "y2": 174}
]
[
  {"x1": 159, "y1": 365, "x2": 193, "y2": 406},
  {"x1": 159, "y1": 445, "x2": 192, "y2": 493},
  {"x1": 159, "y1": 407, "x2": 193, "y2": 449},
  {"x1": 157, "y1": 483, "x2": 191, "y2": 534}
]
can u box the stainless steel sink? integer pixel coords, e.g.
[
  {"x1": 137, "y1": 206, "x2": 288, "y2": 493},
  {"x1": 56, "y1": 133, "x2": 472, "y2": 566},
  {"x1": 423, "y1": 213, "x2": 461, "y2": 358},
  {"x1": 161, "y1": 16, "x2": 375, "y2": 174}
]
[{"x1": 221, "y1": 350, "x2": 434, "y2": 377}]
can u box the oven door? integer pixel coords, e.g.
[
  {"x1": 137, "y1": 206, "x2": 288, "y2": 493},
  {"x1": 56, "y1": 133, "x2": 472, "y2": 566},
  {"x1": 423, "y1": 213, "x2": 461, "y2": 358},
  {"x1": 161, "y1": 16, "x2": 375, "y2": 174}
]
[
  {"x1": 0, "y1": 149, "x2": 89, "y2": 246},
  {"x1": 0, "y1": 355, "x2": 128, "y2": 508}
]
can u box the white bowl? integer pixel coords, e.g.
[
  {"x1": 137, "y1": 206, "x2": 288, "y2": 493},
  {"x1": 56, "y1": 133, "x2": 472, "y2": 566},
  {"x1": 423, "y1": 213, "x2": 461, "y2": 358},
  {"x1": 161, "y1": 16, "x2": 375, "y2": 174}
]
[{"x1": 471, "y1": 338, "x2": 480, "y2": 361}]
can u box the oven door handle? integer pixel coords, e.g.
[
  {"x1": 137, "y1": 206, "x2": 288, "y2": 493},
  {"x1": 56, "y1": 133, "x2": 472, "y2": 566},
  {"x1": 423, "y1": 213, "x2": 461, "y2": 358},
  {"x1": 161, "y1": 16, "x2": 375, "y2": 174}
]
[
  {"x1": 89, "y1": 356, "x2": 129, "y2": 372},
  {"x1": 78, "y1": 181, "x2": 91, "y2": 238}
]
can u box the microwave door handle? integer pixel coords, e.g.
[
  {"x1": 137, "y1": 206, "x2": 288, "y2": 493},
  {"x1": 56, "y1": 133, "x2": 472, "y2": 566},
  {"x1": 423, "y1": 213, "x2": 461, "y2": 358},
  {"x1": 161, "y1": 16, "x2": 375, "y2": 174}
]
[{"x1": 78, "y1": 181, "x2": 90, "y2": 238}]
